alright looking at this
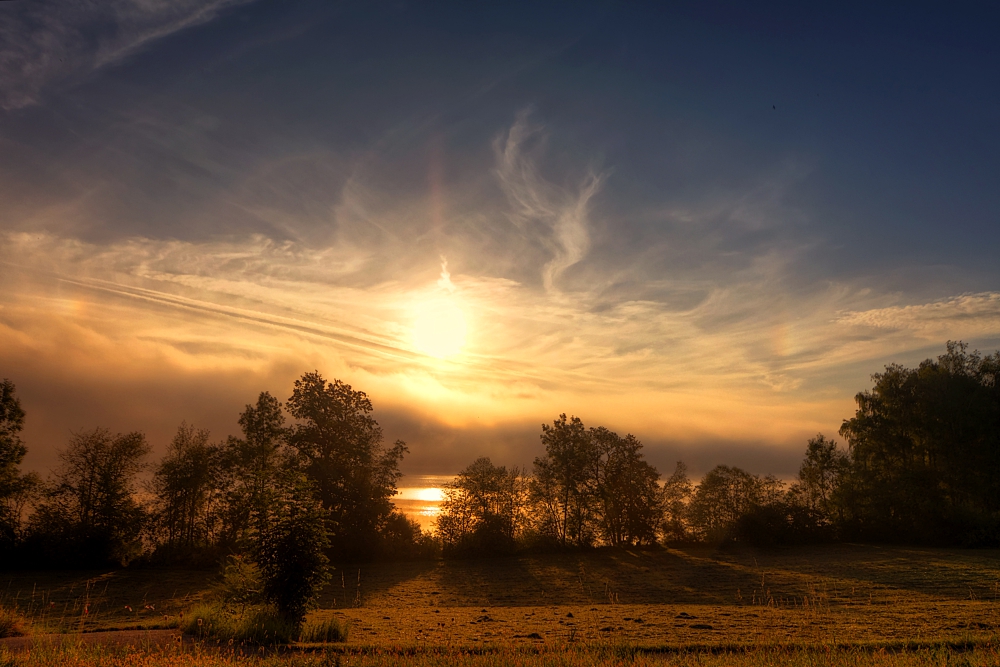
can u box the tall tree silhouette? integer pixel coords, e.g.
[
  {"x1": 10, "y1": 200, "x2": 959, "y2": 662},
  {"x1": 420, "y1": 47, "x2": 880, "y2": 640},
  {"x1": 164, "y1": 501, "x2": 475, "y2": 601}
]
[
  {"x1": 437, "y1": 457, "x2": 526, "y2": 555},
  {"x1": 218, "y1": 392, "x2": 292, "y2": 549},
  {"x1": 152, "y1": 422, "x2": 220, "y2": 553},
  {"x1": 286, "y1": 372, "x2": 405, "y2": 560},
  {"x1": 659, "y1": 462, "x2": 692, "y2": 541},
  {"x1": 838, "y1": 341, "x2": 1000, "y2": 543},
  {"x1": 787, "y1": 434, "x2": 848, "y2": 528},
  {"x1": 686, "y1": 465, "x2": 783, "y2": 543},
  {"x1": 30, "y1": 428, "x2": 149, "y2": 565},
  {"x1": 0, "y1": 379, "x2": 38, "y2": 549},
  {"x1": 529, "y1": 414, "x2": 597, "y2": 547},
  {"x1": 588, "y1": 427, "x2": 662, "y2": 546}
]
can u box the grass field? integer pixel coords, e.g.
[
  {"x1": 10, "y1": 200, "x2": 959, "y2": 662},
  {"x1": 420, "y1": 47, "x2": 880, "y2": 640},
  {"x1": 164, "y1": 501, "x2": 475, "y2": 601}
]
[
  {"x1": 2, "y1": 544, "x2": 999, "y2": 665},
  {"x1": 4, "y1": 643, "x2": 1000, "y2": 667}
]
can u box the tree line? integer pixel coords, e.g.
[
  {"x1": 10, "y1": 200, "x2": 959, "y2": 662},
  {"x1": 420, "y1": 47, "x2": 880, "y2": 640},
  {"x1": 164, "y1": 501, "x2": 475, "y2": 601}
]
[
  {"x1": 0, "y1": 372, "x2": 432, "y2": 571},
  {"x1": 435, "y1": 341, "x2": 1000, "y2": 553},
  {"x1": 2, "y1": 341, "x2": 999, "y2": 573}
]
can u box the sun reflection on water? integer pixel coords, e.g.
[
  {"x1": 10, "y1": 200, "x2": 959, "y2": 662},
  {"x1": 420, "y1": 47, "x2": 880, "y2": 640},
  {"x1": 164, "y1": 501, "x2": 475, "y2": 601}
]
[{"x1": 393, "y1": 475, "x2": 452, "y2": 531}]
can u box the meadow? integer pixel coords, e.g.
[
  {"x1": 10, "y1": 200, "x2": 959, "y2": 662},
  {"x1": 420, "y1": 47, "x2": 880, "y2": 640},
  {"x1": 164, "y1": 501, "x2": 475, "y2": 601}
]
[{"x1": 2, "y1": 544, "x2": 999, "y2": 665}]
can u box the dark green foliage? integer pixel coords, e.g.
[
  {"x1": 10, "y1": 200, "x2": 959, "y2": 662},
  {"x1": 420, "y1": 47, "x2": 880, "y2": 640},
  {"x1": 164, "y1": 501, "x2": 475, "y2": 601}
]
[
  {"x1": 255, "y1": 476, "x2": 331, "y2": 625},
  {"x1": 217, "y1": 392, "x2": 292, "y2": 549},
  {"x1": 182, "y1": 601, "x2": 298, "y2": 644},
  {"x1": 151, "y1": 422, "x2": 220, "y2": 554},
  {"x1": 218, "y1": 555, "x2": 266, "y2": 610},
  {"x1": 0, "y1": 379, "x2": 33, "y2": 549},
  {"x1": 660, "y1": 462, "x2": 693, "y2": 542},
  {"x1": 379, "y1": 510, "x2": 439, "y2": 560},
  {"x1": 530, "y1": 415, "x2": 599, "y2": 547},
  {"x1": 589, "y1": 428, "x2": 662, "y2": 546},
  {"x1": 28, "y1": 428, "x2": 149, "y2": 566},
  {"x1": 286, "y1": 372, "x2": 406, "y2": 561},
  {"x1": 528, "y1": 415, "x2": 664, "y2": 549},
  {"x1": 437, "y1": 457, "x2": 526, "y2": 556},
  {"x1": 686, "y1": 465, "x2": 784, "y2": 544},
  {"x1": 837, "y1": 341, "x2": 1000, "y2": 544},
  {"x1": 0, "y1": 379, "x2": 26, "y2": 482}
]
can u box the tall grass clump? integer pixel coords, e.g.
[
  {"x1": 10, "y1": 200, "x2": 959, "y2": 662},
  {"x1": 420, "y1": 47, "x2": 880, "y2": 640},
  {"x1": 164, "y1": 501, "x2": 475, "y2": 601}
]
[
  {"x1": 181, "y1": 603, "x2": 349, "y2": 645},
  {"x1": 181, "y1": 602, "x2": 297, "y2": 645},
  {"x1": 300, "y1": 616, "x2": 349, "y2": 643},
  {"x1": 0, "y1": 605, "x2": 28, "y2": 638}
]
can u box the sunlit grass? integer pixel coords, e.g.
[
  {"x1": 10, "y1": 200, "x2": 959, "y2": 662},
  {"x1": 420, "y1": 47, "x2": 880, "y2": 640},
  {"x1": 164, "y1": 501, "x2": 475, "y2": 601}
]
[{"x1": 2, "y1": 545, "x2": 999, "y2": 657}]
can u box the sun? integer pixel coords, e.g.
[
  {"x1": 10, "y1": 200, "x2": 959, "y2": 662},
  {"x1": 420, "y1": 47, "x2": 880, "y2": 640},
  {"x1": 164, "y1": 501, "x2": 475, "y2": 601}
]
[{"x1": 412, "y1": 297, "x2": 468, "y2": 359}]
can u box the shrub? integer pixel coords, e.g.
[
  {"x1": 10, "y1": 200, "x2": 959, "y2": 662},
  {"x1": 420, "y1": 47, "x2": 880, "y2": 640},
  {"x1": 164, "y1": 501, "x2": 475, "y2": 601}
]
[
  {"x1": 256, "y1": 478, "x2": 330, "y2": 625},
  {"x1": 217, "y1": 555, "x2": 265, "y2": 610}
]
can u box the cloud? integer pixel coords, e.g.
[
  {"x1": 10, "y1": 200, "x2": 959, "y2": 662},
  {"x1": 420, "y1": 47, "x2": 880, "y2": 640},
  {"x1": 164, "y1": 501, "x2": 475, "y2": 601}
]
[
  {"x1": 494, "y1": 110, "x2": 605, "y2": 291},
  {"x1": 837, "y1": 292, "x2": 1000, "y2": 335},
  {"x1": 2, "y1": 106, "x2": 998, "y2": 478},
  {"x1": 0, "y1": 0, "x2": 254, "y2": 109}
]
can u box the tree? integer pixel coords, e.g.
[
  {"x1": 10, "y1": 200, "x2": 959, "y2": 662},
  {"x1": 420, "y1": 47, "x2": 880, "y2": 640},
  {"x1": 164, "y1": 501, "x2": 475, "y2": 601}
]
[
  {"x1": 529, "y1": 414, "x2": 597, "y2": 547},
  {"x1": 436, "y1": 457, "x2": 526, "y2": 556},
  {"x1": 30, "y1": 428, "x2": 150, "y2": 565},
  {"x1": 660, "y1": 462, "x2": 692, "y2": 542},
  {"x1": 686, "y1": 465, "x2": 784, "y2": 543},
  {"x1": 151, "y1": 422, "x2": 220, "y2": 553},
  {"x1": 837, "y1": 341, "x2": 1000, "y2": 544},
  {"x1": 217, "y1": 392, "x2": 292, "y2": 549},
  {"x1": 0, "y1": 379, "x2": 26, "y2": 485},
  {"x1": 787, "y1": 434, "x2": 848, "y2": 524},
  {"x1": 0, "y1": 379, "x2": 35, "y2": 548},
  {"x1": 588, "y1": 428, "x2": 662, "y2": 546},
  {"x1": 286, "y1": 372, "x2": 406, "y2": 560},
  {"x1": 255, "y1": 476, "x2": 330, "y2": 626},
  {"x1": 0, "y1": 471, "x2": 40, "y2": 547},
  {"x1": 379, "y1": 510, "x2": 438, "y2": 560}
]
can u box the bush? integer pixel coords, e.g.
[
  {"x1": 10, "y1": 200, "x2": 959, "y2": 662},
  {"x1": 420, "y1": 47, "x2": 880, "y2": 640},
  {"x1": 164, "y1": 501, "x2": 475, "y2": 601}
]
[
  {"x1": 379, "y1": 510, "x2": 440, "y2": 560},
  {"x1": 256, "y1": 478, "x2": 330, "y2": 625},
  {"x1": 217, "y1": 555, "x2": 265, "y2": 610}
]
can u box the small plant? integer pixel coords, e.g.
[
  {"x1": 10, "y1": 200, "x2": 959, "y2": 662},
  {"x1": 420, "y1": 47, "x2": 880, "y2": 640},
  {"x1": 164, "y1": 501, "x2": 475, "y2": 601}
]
[
  {"x1": 300, "y1": 616, "x2": 350, "y2": 643},
  {"x1": 217, "y1": 555, "x2": 265, "y2": 611}
]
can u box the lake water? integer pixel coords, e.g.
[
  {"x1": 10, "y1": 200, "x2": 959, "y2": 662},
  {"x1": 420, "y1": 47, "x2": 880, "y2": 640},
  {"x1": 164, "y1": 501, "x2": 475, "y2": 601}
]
[{"x1": 393, "y1": 474, "x2": 452, "y2": 531}]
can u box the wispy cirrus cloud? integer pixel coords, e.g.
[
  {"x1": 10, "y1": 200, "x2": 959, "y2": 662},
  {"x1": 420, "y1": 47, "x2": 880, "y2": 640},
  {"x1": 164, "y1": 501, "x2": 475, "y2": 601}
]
[
  {"x1": 3, "y1": 106, "x2": 998, "y2": 476},
  {"x1": 0, "y1": 0, "x2": 254, "y2": 109},
  {"x1": 495, "y1": 110, "x2": 605, "y2": 291}
]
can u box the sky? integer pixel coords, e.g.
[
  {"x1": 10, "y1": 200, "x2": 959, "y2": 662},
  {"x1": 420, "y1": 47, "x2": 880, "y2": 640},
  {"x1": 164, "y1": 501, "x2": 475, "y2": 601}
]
[{"x1": 2, "y1": 1, "x2": 1000, "y2": 479}]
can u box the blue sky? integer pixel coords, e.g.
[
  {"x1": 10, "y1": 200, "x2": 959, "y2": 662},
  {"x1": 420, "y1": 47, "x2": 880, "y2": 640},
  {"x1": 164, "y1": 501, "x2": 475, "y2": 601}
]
[{"x1": 2, "y1": 1, "x2": 999, "y2": 476}]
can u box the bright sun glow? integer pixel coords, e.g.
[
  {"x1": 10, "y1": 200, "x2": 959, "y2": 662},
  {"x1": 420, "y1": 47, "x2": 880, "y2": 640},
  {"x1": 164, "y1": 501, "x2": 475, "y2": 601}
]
[
  {"x1": 416, "y1": 487, "x2": 446, "y2": 502},
  {"x1": 413, "y1": 297, "x2": 468, "y2": 359},
  {"x1": 394, "y1": 486, "x2": 446, "y2": 501}
]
